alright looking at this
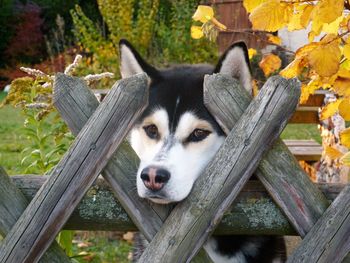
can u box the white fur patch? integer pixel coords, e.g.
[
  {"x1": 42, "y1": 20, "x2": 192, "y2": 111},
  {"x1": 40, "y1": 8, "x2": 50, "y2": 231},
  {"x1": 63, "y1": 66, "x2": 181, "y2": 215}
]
[
  {"x1": 120, "y1": 44, "x2": 144, "y2": 78},
  {"x1": 130, "y1": 109, "x2": 224, "y2": 203},
  {"x1": 219, "y1": 47, "x2": 252, "y2": 94}
]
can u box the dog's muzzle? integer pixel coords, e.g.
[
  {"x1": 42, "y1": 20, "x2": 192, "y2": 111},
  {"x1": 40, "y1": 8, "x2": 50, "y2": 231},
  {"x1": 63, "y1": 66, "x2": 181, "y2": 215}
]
[{"x1": 140, "y1": 166, "x2": 170, "y2": 191}]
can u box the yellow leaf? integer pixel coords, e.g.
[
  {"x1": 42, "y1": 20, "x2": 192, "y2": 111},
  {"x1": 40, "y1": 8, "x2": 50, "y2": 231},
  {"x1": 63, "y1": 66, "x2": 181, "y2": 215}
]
[
  {"x1": 295, "y1": 42, "x2": 319, "y2": 58},
  {"x1": 314, "y1": 0, "x2": 344, "y2": 24},
  {"x1": 248, "y1": 48, "x2": 257, "y2": 59},
  {"x1": 288, "y1": 12, "x2": 304, "y2": 31},
  {"x1": 333, "y1": 77, "x2": 350, "y2": 97},
  {"x1": 300, "y1": 5, "x2": 314, "y2": 28},
  {"x1": 322, "y1": 15, "x2": 343, "y2": 34},
  {"x1": 339, "y1": 99, "x2": 350, "y2": 121},
  {"x1": 211, "y1": 17, "x2": 227, "y2": 30},
  {"x1": 267, "y1": 34, "x2": 281, "y2": 45},
  {"x1": 340, "y1": 127, "x2": 350, "y2": 148},
  {"x1": 249, "y1": 0, "x2": 290, "y2": 32},
  {"x1": 191, "y1": 26, "x2": 204, "y2": 39},
  {"x1": 309, "y1": 19, "x2": 323, "y2": 41},
  {"x1": 299, "y1": 78, "x2": 321, "y2": 104},
  {"x1": 259, "y1": 54, "x2": 282, "y2": 76},
  {"x1": 252, "y1": 79, "x2": 259, "y2": 97},
  {"x1": 325, "y1": 146, "x2": 344, "y2": 160},
  {"x1": 341, "y1": 151, "x2": 350, "y2": 165},
  {"x1": 337, "y1": 68, "x2": 350, "y2": 79},
  {"x1": 308, "y1": 41, "x2": 341, "y2": 77},
  {"x1": 192, "y1": 5, "x2": 214, "y2": 23},
  {"x1": 340, "y1": 59, "x2": 350, "y2": 70},
  {"x1": 280, "y1": 58, "x2": 306, "y2": 79},
  {"x1": 344, "y1": 44, "x2": 350, "y2": 60},
  {"x1": 319, "y1": 99, "x2": 343, "y2": 120},
  {"x1": 243, "y1": 0, "x2": 267, "y2": 13}
]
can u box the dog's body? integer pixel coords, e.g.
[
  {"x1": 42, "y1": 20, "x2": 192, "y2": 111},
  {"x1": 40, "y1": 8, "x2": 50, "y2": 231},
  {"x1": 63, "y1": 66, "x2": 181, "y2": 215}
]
[{"x1": 119, "y1": 39, "x2": 286, "y2": 263}]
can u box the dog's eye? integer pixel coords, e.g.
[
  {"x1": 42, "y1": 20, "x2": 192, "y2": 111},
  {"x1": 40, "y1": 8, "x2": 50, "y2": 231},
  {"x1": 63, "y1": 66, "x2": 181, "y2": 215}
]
[
  {"x1": 187, "y1": 129, "x2": 211, "y2": 143},
  {"x1": 143, "y1": 124, "x2": 159, "y2": 139}
]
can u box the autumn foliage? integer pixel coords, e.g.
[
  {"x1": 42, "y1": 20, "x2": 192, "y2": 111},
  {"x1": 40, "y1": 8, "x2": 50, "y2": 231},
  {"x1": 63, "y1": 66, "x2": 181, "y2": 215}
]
[
  {"x1": 5, "y1": 3, "x2": 45, "y2": 65},
  {"x1": 191, "y1": 2, "x2": 350, "y2": 165}
]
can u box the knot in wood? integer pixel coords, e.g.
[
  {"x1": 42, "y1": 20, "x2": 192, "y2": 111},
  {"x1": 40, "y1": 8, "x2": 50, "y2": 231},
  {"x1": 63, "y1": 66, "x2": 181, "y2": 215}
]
[
  {"x1": 90, "y1": 143, "x2": 96, "y2": 150},
  {"x1": 168, "y1": 238, "x2": 175, "y2": 246}
]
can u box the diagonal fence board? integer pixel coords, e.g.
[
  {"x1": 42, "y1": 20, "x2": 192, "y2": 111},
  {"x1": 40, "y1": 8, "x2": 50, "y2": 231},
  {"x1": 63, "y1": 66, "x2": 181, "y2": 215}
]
[
  {"x1": 53, "y1": 73, "x2": 169, "y2": 240},
  {"x1": 204, "y1": 74, "x2": 330, "y2": 237},
  {"x1": 0, "y1": 74, "x2": 148, "y2": 263},
  {"x1": 138, "y1": 76, "x2": 300, "y2": 262},
  {"x1": 287, "y1": 185, "x2": 350, "y2": 263},
  {"x1": 53, "y1": 74, "x2": 212, "y2": 262},
  {"x1": 0, "y1": 167, "x2": 71, "y2": 263}
]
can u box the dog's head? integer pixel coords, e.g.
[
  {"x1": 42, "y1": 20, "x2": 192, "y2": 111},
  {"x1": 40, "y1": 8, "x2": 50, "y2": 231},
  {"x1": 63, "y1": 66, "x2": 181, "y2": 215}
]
[{"x1": 119, "y1": 40, "x2": 252, "y2": 204}]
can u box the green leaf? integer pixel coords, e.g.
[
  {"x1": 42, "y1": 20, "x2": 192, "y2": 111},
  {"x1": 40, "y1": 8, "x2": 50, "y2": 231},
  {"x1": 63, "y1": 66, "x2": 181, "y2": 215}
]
[{"x1": 57, "y1": 230, "x2": 74, "y2": 257}]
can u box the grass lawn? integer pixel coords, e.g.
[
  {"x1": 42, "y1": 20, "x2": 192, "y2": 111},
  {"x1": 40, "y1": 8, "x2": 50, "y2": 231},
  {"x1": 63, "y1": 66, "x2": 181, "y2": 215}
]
[
  {"x1": 0, "y1": 94, "x2": 29, "y2": 175},
  {"x1": 281, "y1": 123, "x2": 321, "y2": 144}
]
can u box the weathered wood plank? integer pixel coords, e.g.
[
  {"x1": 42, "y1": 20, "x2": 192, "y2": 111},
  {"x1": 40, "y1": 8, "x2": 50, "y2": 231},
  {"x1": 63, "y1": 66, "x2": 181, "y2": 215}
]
[
  {"x1": 138, "y1": 76, "x2": 300, "y2": 263},
  {"x1": 0, "y1": 168, "x2": 71, "y2": 263},
  {"x1": 0, "y1": 73, "x2": 148, "y2": 263},
  {"x1": 52, "y1": 74, "x2": 211, "y2": 262},
  {"x1": 204, "y1": 74, "x2": 329, "y2": 237},
  {"x1": 287, "y1": 185, "x2": 350, "y2": 263},
  {"x1": 10, "y1": 175, "x2": 299, "y2": 234},
  {"x1": 10, "y1": 176, "x2": 346, "y2": 234},
  {"x1": 52, "y1": 74, "x2": 169, "y2": 240}
]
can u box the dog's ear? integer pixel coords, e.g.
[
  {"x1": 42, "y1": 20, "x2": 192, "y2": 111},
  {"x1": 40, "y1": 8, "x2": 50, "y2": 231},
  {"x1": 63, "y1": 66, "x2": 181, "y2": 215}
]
[
  {"x1": 214, "y1": 42, "x2": 252, "y2": 94},
  {"x1": 119, "y1": 39, "x2": 159, "y2": 79}
]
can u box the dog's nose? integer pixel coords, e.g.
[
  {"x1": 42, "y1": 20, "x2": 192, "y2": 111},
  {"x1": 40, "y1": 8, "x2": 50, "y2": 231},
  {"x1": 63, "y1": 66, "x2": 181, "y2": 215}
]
[{"x1": 140, "y1": 166, "x2": 170, "y2": 191}]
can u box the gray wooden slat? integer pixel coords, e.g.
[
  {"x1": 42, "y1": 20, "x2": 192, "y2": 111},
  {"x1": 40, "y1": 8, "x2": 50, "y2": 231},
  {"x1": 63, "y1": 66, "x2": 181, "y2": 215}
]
[
  {"x1": 283, "y1": 140, "x2": 321, "y2": 147},
  {"x1": 9, "y1": 175, "x2": 296, "y2": 234},
  {"x1": 52, "y1": 74, "x2": 212, "y2": 262},
  {"x1": 0, "y1": 73, "x2": 148, "y2": 263},
  {"x1": 52, "y1": 74, "x2": 168, "y2": 241},
  {"x1": 204, "y1": 74, "x2": 329, "y2": 237},
  {"x1": 0, "y1": 167, "x2": 71, "y2": 263},
  {"x1": 287, "y1": 185, "x2": 350, "y2": 263},
  {"x1": 138, "y1": 76, "x2": 300, "y2": 263},
  {"x1": 10, "y1": 175, "x2": 346, "y2": 235}
]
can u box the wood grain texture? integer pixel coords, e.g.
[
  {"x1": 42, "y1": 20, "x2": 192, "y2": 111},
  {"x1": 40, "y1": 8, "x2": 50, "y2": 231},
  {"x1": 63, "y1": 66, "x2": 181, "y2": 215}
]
[
  {"x1": 287, "y1": 185, "x2": 350, "y2": 263},
  {"x1": 0, "y1": 167, "x2": 71, "y2": 263},
  {"x1": 0, "y1": 73, "x2": 148, "y2": 263},
  {"x1": 52, "y1": 74, "x2": 168, "y2": 241},
  {"x1": 52, "y1": 74, "x2": 212, "y2": 262},
  {"x1": 10, "y1": 176, "x2": 345, "y2": 234},
  {"x1": 204, "y1": 74, "x2": 329, "y2": 237},
  {"x1": 138, "y1": 75, "x2": 300, "y2": 263},
  {"x1": 9, "y1": 175, "x2": 302, "y2": 234}
]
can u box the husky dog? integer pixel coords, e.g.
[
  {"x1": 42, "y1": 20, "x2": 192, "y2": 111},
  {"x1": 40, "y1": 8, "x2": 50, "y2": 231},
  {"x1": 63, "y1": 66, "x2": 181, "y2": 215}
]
[{"x1": 119, "y1": 39, "x2": 286, "y2": 263}]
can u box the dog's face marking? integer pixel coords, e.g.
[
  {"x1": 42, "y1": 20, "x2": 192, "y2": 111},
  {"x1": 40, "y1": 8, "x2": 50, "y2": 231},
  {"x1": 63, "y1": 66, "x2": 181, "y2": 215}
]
[
  {"x1": 131, "y1": 108, "x2": 224, "y2": 203},
  {"x1": 119, "y1": 39, "x2": 252, "y2": 203}
]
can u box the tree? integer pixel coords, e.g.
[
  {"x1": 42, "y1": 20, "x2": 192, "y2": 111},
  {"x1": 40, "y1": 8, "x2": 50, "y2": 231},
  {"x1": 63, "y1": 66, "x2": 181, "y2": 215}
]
[{"x1": 191, "y1": 2, "x2": 350, "y2": 170}]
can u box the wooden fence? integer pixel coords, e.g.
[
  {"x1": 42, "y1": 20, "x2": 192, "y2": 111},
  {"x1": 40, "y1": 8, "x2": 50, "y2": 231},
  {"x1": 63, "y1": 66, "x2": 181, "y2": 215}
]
[{"x1": 0, "y1": 73, "x2": 349, "y2": 263}]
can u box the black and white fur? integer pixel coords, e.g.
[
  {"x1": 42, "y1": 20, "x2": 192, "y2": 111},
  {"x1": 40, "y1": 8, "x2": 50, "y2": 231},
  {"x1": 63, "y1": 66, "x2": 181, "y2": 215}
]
[{"x1": 119, "y1": 39, "x2": 286, "y2": 263}]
